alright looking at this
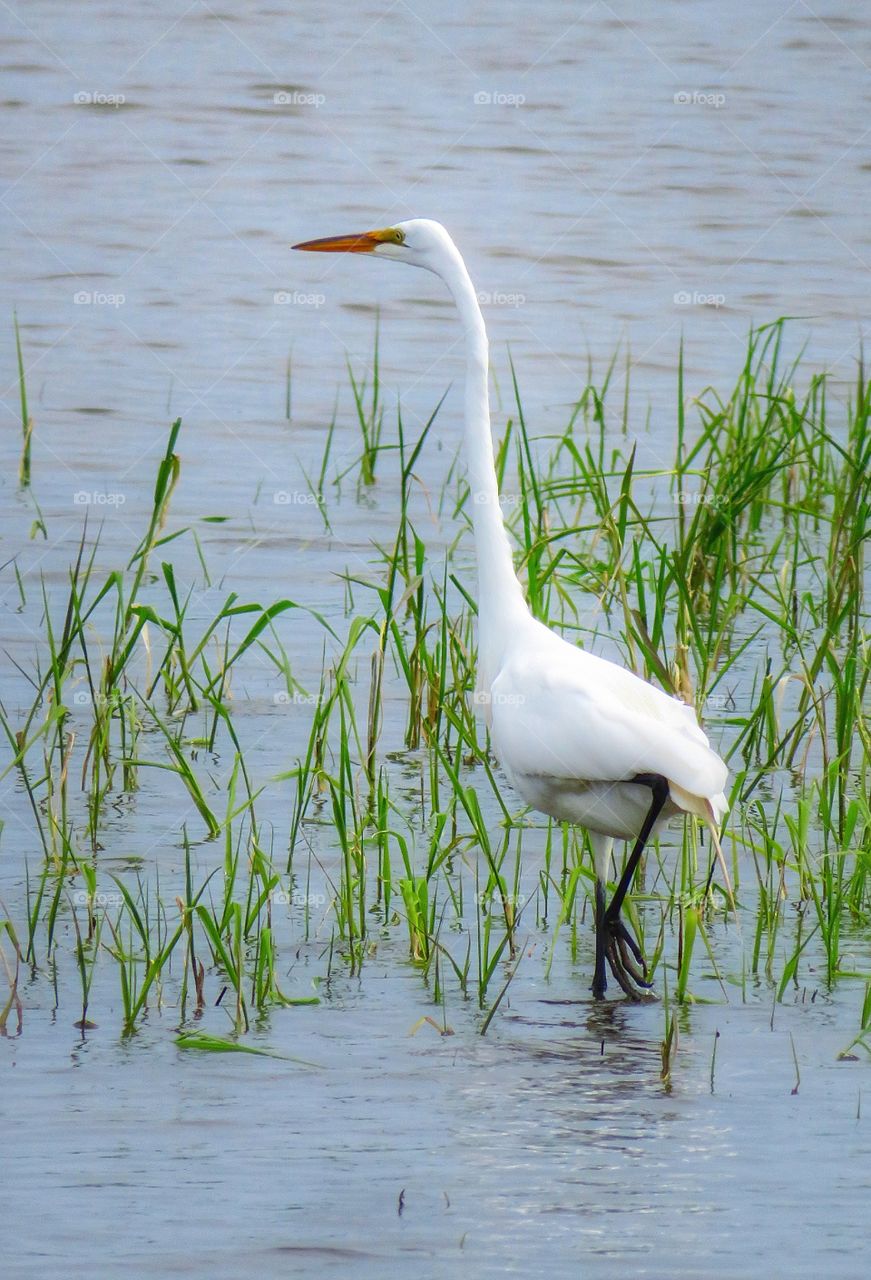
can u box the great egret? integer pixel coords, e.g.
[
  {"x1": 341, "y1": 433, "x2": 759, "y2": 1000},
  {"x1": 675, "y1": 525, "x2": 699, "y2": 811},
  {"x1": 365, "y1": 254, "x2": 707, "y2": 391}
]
[{"x1": 293, "y1": 219, "x2": 729, "y2": 999}]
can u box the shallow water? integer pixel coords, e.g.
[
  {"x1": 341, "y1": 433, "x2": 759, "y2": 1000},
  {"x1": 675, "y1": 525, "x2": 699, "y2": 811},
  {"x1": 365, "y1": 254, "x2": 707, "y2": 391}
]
[
  {"x1": 6, "y1": 959, "x2": 871, "y2": 1279},
  {"x1": 2, "y1": 2, "x2": 871, "y2": 1277}
]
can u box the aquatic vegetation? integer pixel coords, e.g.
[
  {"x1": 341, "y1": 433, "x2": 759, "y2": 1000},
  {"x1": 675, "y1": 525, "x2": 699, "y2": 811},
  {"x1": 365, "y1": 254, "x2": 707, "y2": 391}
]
[{"x1": 1, "y1": 321, "x2": 869, "y2": 1063}]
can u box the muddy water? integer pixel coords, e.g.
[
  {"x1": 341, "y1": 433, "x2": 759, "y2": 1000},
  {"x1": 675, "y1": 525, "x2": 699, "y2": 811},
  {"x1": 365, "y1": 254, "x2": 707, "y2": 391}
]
[{"x1": 2, "y1": 2, "x2": 870, "y2": 1277}]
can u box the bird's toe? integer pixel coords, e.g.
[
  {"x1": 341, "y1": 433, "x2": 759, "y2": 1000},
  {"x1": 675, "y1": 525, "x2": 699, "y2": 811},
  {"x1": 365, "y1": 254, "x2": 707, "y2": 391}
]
[{"x1": 604, "y1": 914, "x2": 655, "y2": 1001}]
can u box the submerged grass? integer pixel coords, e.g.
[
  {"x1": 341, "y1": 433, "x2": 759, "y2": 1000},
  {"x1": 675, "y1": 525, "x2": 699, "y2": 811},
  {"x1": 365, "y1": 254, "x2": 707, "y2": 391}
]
[{"x1": 1, "y1": 319, "x2": 869, "y2": 1064}]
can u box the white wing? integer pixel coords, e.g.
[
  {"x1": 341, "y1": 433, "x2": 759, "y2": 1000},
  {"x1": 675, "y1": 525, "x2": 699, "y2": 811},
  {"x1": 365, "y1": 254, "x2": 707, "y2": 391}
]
[{"x1": 488, "y1": 622, "x2": 728, "y2": 802}]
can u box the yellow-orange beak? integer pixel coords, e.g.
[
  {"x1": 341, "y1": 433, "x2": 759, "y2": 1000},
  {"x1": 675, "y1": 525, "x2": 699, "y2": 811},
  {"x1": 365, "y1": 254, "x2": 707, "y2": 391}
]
[{"x1": 292, "y1": 228, "x2": 396, "y2": 254}]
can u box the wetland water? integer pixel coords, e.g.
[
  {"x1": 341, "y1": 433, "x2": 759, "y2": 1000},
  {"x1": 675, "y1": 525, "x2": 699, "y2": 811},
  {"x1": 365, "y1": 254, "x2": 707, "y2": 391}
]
[{"x1": 2, "y1": 2, "x2": 871, "y2": 1277}]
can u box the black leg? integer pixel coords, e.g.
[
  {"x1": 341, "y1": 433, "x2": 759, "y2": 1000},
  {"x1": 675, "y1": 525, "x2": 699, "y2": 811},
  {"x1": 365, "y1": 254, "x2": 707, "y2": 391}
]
[
  {"x1": 606, "y1": 774, "x2": 670, "y2": 921},
  {"x1": 592, "y1": 877, "x2": 607, "y2": 999},
  {"x1": 601, "y1": 774, "x2": 670, "y2": 999}
]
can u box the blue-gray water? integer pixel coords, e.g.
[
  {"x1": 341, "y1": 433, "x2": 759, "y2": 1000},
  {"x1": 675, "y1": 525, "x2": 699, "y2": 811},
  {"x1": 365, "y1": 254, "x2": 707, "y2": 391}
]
[{"x1": 2, "y1": 3, "x2": 870, "y2": 1277}]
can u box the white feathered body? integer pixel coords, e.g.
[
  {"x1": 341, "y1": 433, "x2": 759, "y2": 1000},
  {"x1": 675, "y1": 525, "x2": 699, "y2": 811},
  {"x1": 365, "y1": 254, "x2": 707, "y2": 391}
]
[{"x1": 479, "y1": 614, "x2": 728, "y2": 841}]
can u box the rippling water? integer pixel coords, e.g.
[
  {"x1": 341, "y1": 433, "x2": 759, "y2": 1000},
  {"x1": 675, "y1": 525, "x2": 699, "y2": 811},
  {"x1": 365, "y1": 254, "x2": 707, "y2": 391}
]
[{"x1": 2, "y1": 3, "x2": 870, "y2": 1277}]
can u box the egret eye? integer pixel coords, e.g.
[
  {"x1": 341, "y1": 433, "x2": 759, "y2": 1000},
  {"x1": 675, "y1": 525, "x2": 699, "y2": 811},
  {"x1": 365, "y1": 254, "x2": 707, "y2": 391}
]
[{"x1": 393, "y1": 228, "x2": 405, "y2": 244}]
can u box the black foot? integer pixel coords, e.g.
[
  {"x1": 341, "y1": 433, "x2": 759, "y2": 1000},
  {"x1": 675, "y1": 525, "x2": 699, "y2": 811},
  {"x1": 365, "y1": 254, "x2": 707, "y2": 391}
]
[{"x1": 603, "y1": 910, "x2": 654, "y2": 1001}]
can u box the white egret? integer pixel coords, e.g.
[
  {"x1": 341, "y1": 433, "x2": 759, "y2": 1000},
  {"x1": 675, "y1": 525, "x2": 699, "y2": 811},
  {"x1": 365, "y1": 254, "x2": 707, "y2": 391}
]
[{"x1": 293, "y1": 219, "x2": 729, "y2": 999}]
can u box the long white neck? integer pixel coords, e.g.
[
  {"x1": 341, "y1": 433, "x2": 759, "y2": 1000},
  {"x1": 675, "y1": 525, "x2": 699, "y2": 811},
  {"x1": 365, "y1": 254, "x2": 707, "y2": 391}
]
[{"x1": 435, "y1": 245, "x2": 530, "y2": 682}]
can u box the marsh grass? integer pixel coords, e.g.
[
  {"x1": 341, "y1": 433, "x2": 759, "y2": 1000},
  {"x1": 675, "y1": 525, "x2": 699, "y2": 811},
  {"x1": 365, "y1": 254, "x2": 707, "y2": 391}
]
[
  {"x1": 1, "y1": 320, "x2": 869, "y2": 1063},
  {"x1": 13, "y1": 311, "x2": 32, "y2": 487}
]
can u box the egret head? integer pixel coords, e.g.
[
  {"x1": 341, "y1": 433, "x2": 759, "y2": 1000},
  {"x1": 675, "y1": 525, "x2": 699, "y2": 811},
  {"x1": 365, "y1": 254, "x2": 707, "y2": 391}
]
[{"x1": 293, "y1": 218, "x2": 455, "y2": 275}]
